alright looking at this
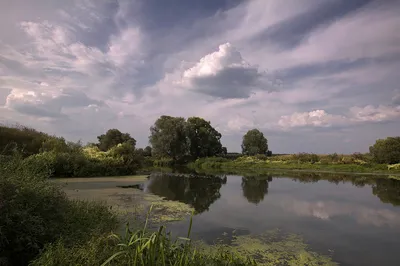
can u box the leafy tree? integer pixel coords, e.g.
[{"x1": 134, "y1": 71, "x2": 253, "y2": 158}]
[
  {"x1": 241, "y1": 129, "x2": 268, "y2": 155},
  {"x1": 186, "y1": 117, "x2": 223, "y2": 159},
  {"x1": 0, "y1": 125, "x2": 50, "y2": 156},
  {"x1": 40, "y1": 137, "x2": 70, "y2": 153},
  {"x1": 143, "y1": 146, "x2": 152, "y2": 157},
  {"x1": 369, "y1": 137, "x2": 400, "y2": 164},
  {"x1": 149, "y1": 116, "x2": 188, "y2": 161},
  {"x1": 109, "y1": 143, "x2": 143, "y2": 170},
  {"x1": 97, "y1": 129, "x2": 136, "y2": 151}
]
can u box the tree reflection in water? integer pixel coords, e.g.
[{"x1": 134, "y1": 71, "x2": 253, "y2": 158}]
[
  {"x1": 241, "y1": 176, "x2": 272, "y2": 205},
  {"x1": 372, "y1": 178, "x2": 400, "y2": 206},
  {"x1": 145, "y1": 173, "x2": 227, "y2": 213}
]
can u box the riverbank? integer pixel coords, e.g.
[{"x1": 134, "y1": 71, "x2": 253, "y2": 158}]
[
  {"x1": 188, "y1": 156, "x2": 400, "y2": 176},
  {"x1": 0, "y1": 157, "x2": 256, "y2": 265}
]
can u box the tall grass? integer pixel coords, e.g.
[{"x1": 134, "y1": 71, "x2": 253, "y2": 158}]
[
  {"x1": 33, "y1": 207, "x2": 256, "y2": 266},
  {"x1": 189, "y1": 153, "x2": 398, "y2": 174}
]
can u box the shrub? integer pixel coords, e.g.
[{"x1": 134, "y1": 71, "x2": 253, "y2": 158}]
[
  {"x1": 0, "y1": 159, "x2": 117, "y2": 265},
  {"x1": 293, "y1": 153, "x2": 320, "y2": 164},
  {"x1": 388, "y1": 164, "x2": 400, "y2": 170},
  {"x1": 370, "y1": 137, "x2": 400, "y2": 164}
]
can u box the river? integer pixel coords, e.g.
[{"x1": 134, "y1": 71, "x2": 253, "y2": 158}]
[{"x1": 57, "y1": 171, "x2": 400, "y2": 266}]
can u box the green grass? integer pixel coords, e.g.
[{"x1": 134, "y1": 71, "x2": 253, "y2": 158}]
[
  {"x1": 189, "y1": 155, "x2": 400, "y2": 176},
  {"x1": 32, "y1": 209, "x2": 256, "y2": 266}
]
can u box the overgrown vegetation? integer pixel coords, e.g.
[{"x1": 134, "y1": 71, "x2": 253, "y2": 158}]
[
  {"x1": 0, "y1": 157, "x2": 118, "y2": 265},
  {"x1": 0, "y1": 125, "x2": 148, "y2": 177},
  {"x1": 189, "y1": 152, "x2": 400, "y2": 174},
  {"x1": 0, "y1": 155, "x2": 260, "y2": 265},
  {"x1": 32, "y1": 214, "x2": 256, "y2": 266}
]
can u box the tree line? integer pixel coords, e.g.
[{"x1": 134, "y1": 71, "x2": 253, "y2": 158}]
[{"x1": 1, "y1": 115, "x2": 400, "y2": 167}]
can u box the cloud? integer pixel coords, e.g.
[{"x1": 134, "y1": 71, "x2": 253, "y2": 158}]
[
  {"x1": 281, "y1": 199, "x2": 400, "y2": 227},
  {"x1": 5, "y1": 88, "x2": 103, "y2": 119},
  {"x1": 179, "y1": 43, "x2": 276, "y2": 99},
  {"x1": 278, "y1": 110, "x2": 348, "y2": 128},
  {"x1": 279, "y1": 103, "x2": 400, "y2": 129},
  {"x1": 1, "y1": 0, "x2": 400, "y2": 152}
]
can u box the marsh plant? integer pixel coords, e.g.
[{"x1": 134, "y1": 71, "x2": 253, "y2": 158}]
[{"x1": 33, "y1": 207, "x2": 256, "y2": 266}]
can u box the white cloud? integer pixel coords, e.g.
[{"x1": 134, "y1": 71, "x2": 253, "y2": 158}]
[
  {"x1": 1, "y1": 0, "x2": 400, "y2": 152},
  {"x1": 281, "y1": 199, "x2": 400, "y2": 227},
  {"x1": 279, "y1": 110, "x2": 348, "y2": 129},
  {"x1": 179, "y1": 43, "x2": 276, "y2": 99},
  {"x1": 279, "y1": 104, "x2": 400, "y2": 129},
  {"x1": 350, "y1": 105, "x2": 400, "y2": 123},
  {"x1": 107, "y1": 27, "x2": 142, "y2": 67}
]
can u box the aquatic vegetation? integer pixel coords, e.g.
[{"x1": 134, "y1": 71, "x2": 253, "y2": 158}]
[
  {"x1": 140, "y1": 193, "x2": 194, "y2": 223},
  {"x1": 229, "y1": 230, "x2": 336, "y2": 266}
]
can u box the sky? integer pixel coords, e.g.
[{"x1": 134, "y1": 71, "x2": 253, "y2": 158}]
[{"x1": 1, "y1": 0, "x2": 400, "y2": 153}]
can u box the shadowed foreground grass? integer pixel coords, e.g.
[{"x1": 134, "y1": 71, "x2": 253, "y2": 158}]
[{"x1": 32, "y1": 210, "x2": 256, "y2": 266}]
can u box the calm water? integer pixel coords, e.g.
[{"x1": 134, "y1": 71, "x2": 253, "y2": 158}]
[
  {"x1": 143, "y1": 173, "x2": 400, "y2": 266},
  {"x1": 58, "y1": 172, "x2": 400, "y2": 265}
]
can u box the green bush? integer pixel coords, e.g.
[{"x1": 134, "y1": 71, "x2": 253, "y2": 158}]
[
  {"x1": 370, "y1": 137, "x2": 400, "y2": 164},
  {"x1": 0, "y1": 159, "x2": 117, "y2": 265},
  {"x1": 292, "y1": 153, "x2": 320, "y2": 164}
]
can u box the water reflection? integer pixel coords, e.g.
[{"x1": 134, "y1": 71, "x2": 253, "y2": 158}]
[
  {"x1": 372, "y1": 179, "x2": 400, "y2": 206},
  {"x1": 241, "y1": 176, "x2": 272, "y2": 205},
  {"x1": 145, "y1": 173, "x2": 227, "y2": 213}
]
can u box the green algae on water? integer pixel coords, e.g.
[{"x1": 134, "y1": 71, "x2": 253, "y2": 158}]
[
  {"x1": 197, "y1": 229, "x2": 337, "y2": 266},
  {"x1": 231, "y1": 229, "x2": 337, "y2": 266}
]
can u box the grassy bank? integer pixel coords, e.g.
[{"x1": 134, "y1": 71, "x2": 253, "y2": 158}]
[
  {"x1": 0, "y1": 156, "x2": 257, "y2": 265},
  {"x1": 189, "y1": 155, "x2": 400, "y2": 175}
]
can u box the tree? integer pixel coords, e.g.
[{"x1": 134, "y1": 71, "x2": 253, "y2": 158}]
[
  {"x1": 241, "y1": 129, "x2": 268, "y2": 155},
  {"x1": 109, "y1": 142, "x2": 143, "y2": 170},
  {"x1": 369, "y1": 137, "x2": 400, "y2": 164},
  {"x1": 149, "y1": 116, "x2": 188, "y2": 161},
  {"x1": 143, "y1": 146, "x2": 152, "y2": 157},
  {"x1": 97, "y1": 129, "x2": 136, "y2": 151},
  {"x1": 186, "y1": 117, "x2": 223, "y2": 159}
]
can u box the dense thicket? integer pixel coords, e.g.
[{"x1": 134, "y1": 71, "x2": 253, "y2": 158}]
[
  {"x1": 369, "y1": 137, "x2": 400, "y2": 164},
  {"x1": 0, "y1": 158, "x2": 117, "y2": 265},
  {"x1": 0, "y1": 125, "x2": 52, "y2": 156}
]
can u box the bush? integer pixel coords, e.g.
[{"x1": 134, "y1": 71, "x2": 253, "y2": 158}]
[
  {"x1": 370, "y1": 137, "x2": 400, "y2": 164},
  {"x1": 292, "y1": 153, "x2": 320, "y2": 164},
  {"x1": 0, "y1": 159, "x2": 117, "y2": 265}
]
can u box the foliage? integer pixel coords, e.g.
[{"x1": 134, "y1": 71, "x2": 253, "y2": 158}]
[
  {"x1": 292, "y1": 153, "x2": 320, "y2": 163},
  {"x1": 241, "y1": 129, "x2": 268, "y2": 156},
  {"x1": 369, "y1": 137, "x2": 400, "y2": 164},
  {"x1": 153, "y1": 157, "x2": 175, "y2": 167},
  {"x1": 33, "y1": 215, "x2": 255, "y2": 266},
  {"x1": 0, "y1": 124, "x2": 52, "y2": 157},
  {"x1": 149, "y1": 116, "x2": 189, "y2": 161},
  {"x1": 97, "y1": 129, "x2": 136, "y2": 151},
  {"x1": 388, "y1": 163, "x2": 400, "y2": 170},
  {"x1": 188, "y1": 154, "x2": 396, "y2": 174},
  {"x1": 186, "y1": 117, "x2": 223, "y2": 159},
  {"x1": 143, "y1": 146, "x2": 152, "y2": 157},
  {"x1": 0, "y1": 158, "x2": 117, "y2": 265}
]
